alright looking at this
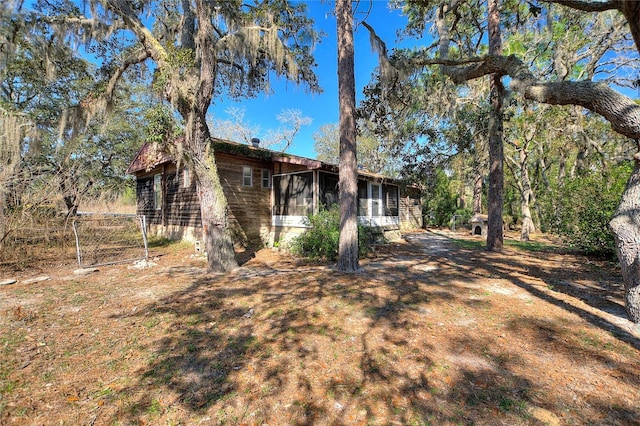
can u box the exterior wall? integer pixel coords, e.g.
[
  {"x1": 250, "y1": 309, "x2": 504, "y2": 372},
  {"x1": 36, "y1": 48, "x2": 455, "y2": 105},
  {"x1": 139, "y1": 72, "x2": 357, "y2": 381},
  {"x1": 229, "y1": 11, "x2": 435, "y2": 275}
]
[
  {"x1": 135, "y1": 152, "x2": 272, "y2": 246},
  {"x1": 400, "y1": 187, "x2": 423, "y2": 230},
  {"x1": 136, "y1": 164, "x2": 202, "y2": 242},
  {"x1": 133, "y1": 144, "x2": 423, "y2": 247},
  {"x1": 216, "y1": 152, "x2": 272, "y2": 246}
]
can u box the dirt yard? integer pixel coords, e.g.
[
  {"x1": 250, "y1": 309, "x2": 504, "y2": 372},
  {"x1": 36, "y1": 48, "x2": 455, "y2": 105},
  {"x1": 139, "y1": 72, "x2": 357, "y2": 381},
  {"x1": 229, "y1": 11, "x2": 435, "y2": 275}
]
[{"x1": 1, "y1": 229, "x2": 639, "y2": 425}]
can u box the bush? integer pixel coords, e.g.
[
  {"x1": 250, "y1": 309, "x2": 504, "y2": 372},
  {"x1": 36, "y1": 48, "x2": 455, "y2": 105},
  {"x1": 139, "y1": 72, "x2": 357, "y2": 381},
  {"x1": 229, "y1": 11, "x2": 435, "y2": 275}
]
[
  {"x1": 554, "y1": 163, "x2": 631, "y2": 257},
  {"x1": 291, "y1": 206, "x2": 372, "y2": 261},
  {"x1": 451, "y1": 208, "x2": 472, "y2": 230}
]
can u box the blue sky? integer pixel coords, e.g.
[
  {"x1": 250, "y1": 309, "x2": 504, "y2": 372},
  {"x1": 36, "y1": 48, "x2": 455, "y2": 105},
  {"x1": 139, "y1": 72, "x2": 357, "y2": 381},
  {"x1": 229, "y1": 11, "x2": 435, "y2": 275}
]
[{"x1": 209, "y1": 1, "x2": 421, "y2": 159}]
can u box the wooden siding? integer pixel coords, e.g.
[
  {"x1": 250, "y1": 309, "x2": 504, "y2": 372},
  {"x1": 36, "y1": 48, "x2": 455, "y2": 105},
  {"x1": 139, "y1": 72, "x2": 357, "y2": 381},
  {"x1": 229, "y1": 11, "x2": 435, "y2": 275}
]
[
  {"x1": 273, "y1": 162, "x2": 311, "y2": 175},
  {"x1": 216, "y1": 152, "x2": 272, "y2": 245},
  {"x1": 132, "y1": 141, "x2": 423, "y2": 244},
  {"x1": 135, "y1": 153, "x2": 272, "y2": 245},
  {"x1": 400, "y1": 187, "x2": 423, "y2": 229}
]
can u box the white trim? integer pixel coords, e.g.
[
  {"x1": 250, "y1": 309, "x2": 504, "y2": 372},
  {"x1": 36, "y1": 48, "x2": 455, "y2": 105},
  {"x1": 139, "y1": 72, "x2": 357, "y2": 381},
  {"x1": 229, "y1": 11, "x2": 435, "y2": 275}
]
[
  {"x1": 358, "y1": 216, "x2": 400, "y2": 228},
  {"x1": 272, "y1": 215, "x2": 312, "y2": 228}
]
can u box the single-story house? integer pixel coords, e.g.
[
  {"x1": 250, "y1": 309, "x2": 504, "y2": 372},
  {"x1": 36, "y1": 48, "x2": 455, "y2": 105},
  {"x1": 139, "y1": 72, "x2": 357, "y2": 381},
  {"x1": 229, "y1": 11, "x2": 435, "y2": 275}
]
[{"x1": 126, "y1": 138, "x2": 423, "y2": 247}]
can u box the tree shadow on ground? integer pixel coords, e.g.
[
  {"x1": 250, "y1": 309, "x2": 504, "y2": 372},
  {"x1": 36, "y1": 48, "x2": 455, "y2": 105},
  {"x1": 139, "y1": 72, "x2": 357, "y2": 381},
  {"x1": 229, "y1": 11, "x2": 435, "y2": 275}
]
[{"x1": 105, "y1": 231, "x2": 640, "y2": 424}]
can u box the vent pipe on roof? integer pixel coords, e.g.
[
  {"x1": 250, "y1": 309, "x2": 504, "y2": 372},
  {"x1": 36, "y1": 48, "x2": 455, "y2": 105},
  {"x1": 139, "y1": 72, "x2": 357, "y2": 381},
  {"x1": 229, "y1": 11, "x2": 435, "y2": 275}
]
[{"x1": 251, "y1": 137, "x2": 260, "y2": 147}]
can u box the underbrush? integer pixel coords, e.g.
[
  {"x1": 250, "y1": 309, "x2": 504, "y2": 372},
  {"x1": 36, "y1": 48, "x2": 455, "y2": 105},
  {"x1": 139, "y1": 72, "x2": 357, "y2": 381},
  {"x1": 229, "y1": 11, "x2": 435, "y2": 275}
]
[{"x1": 290, "y1": 207, "x2": 374, "y2": 261}]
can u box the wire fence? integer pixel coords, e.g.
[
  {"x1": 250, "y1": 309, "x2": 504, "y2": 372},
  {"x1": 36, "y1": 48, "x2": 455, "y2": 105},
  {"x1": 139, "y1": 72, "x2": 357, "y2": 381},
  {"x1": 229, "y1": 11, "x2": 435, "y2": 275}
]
[{"x1": 72, "y1": 213, "x2": 148, "y2": 268}]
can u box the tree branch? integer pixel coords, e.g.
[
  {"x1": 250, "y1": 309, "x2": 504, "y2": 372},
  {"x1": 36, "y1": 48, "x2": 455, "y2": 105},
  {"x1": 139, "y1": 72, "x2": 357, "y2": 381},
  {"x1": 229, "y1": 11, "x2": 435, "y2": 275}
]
[
  {"x1": 539, "y1": 0, "x2": 622, "y2": 12},
  {"x1": 105, "y1": 0, "x2": 169, "y2": 67},
  {"x1": 394, "y1": 52, "x2": 640, "y2": 139},
  {"x1": 104, "y1": 49, "x2": 150, "y2": 100}
]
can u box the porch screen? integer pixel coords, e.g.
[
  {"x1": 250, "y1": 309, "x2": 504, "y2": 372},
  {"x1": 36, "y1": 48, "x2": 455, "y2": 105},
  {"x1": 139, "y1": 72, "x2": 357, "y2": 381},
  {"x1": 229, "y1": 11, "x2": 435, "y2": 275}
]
[
  {"x1": 273, "y1": 172, "x2": 313, "y2": 216},
  {"x1": 383, "y1": 184, "x2": 399, "y2": 216},
  {"x1": 319, "y1": 172, "x2": 339, "y2": 209},
  {"x1": 357, "y1": 180, "x2": 368, "y2": 216}
]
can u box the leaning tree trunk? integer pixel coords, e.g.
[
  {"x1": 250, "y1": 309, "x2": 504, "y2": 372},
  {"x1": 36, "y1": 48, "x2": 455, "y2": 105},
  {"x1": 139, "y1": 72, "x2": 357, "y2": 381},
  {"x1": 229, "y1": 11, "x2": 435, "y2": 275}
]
[
  {"x1": 336, "y1": 0, "x2": 359, "y2": 272},
  {"x1": 609, "y1": 156, "x2": 640, "y2": 323},
  {"x1": 194, "y1": 155, "x2": 238, "y2": 273},
  {"x1": 188, "y1": 111, "x2": 238, "y2": 273},
  {"x1": 486, "y1": 0, "x2": 504, "y2": 252}
]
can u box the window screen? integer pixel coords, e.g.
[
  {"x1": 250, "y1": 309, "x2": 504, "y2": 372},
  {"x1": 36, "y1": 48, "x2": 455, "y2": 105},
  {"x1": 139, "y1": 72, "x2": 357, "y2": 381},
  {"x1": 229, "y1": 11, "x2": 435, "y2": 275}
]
[
  {"x1": 383, "y1": 184, "x2": 399, "y2": 216},
  {"x1": 273, "y1": 172, "x2": 313, "y2": 216},
  {"x1": 319, "y1": 172, "x2": 339, "y2": 209},
  {"x1": 357, "y1": 180, "x2": 368, "y2": 216}
]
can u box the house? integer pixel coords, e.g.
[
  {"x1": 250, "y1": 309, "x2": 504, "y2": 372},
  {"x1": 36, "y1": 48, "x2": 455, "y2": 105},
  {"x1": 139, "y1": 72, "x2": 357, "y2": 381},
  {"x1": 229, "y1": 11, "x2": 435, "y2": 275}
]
[{"x1": 126, "y1": 138, "x2": 423, "y2": 247}]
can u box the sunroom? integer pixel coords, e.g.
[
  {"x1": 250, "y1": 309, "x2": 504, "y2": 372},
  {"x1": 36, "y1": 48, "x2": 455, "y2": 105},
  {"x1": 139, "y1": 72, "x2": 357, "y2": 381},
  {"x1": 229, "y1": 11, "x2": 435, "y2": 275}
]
[{"x1": 271, "y1": 168, "x2": 404, "y2": 241}]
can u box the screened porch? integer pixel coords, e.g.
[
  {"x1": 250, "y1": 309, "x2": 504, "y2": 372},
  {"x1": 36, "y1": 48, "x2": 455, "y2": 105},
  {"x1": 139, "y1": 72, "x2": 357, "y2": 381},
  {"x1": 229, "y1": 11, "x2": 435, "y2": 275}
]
[{"x1": 272, "y1": 170, "x2": 400, "y2": 229}]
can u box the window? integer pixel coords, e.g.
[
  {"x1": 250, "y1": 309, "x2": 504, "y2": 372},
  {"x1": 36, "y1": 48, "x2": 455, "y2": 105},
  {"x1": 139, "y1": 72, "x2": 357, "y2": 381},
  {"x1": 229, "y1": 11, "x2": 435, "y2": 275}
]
[
  {"x1": 382, "y1": 184, "x2": 399, "y2": 216},
  {"x1": 319, "y1": 172, "x2": 339, "y2": 209},
  {"x1": 242, "y1": 166, "x2": 253, "y2": 187},
  {"x1": 273, "y1": 172, "x2": 314, "y2": 216},
  {"x1": 183, "y1": 166, "x2": 190, "y2": 188},
  {"x1": 261, "y1": 169, "x2": 271, "y2": 189},
  {"x1": 153, "y1": 173, "x2": 162, "y2": 210},
  {"x1": 357, "y1": 180, "x2": 368, "y2": 216}
]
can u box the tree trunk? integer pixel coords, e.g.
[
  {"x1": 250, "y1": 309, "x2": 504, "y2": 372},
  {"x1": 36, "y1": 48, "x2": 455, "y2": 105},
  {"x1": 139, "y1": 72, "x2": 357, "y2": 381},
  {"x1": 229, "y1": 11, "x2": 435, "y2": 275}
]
[
  {"x1": 486, "y1": 0, "x2": 504, "y2": 252},
  {"x1": 336, "y1": 0, "x2": 359, "y2": 272},
  {"x1": 189, "y1": 112, "x2": 238, "y2": 272},
  {"x1": 520, "y1": 193, "x2": 535, "y2": 241},
  {"x1": 519, "y1": 149, "x2": 536, "y2": 241},
  {"x1": 194, "y1": 151, "x2": 238, "y2": 273},
  {"x1": 609, "y1": 156, "x2": 640, "y2": 323},
  {"x1": 472, "y1": 146, "x2": 484, "y2": 215}
]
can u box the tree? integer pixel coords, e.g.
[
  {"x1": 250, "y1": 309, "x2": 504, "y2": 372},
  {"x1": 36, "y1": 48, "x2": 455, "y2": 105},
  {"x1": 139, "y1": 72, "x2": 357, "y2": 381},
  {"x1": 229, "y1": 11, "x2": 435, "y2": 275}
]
[
  {"x1": 387, "y1": 0, "x2": 640, "y2": 321},
  {"x1": 313, "y1": 123, "x2": 341, "y2": 163},
  {"x1": 336, "y1": 0, "x2": 359, "y2": 272},
  {"x1": 33, "y1": 0, "x2": 320, "y2": 272},
  {"x1": 1, "y1": 3, "x2": 145, "y2": 247},
  {"x1": 313, "y1": 121, "x2": 396, "y2": 174},
  {"x1": 210, "y1": 107, "x2": 312, "y2": 152},
  {"x1": 486, "y1": 0, "x2": 505, "y2": 251}
]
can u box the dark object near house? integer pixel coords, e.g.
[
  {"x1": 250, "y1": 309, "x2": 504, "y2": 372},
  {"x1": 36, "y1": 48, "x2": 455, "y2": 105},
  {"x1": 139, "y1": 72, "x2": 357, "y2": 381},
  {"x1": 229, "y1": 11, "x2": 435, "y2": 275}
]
[{"x1": 127, "y1": 138, "x2": 423, "y2": 247}]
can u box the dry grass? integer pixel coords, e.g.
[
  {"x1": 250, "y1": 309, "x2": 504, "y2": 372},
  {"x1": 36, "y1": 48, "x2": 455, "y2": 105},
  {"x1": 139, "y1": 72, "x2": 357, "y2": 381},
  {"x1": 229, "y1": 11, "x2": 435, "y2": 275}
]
[{"x1": 1, "y1": 230, "x2": 639, "y2": 425}]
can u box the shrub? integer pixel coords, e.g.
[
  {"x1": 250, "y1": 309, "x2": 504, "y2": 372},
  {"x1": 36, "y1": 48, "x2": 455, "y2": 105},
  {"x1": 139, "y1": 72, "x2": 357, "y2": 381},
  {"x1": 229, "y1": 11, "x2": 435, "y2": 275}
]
[
  {"x1": 451, "y1": 208, "x2": 472, "y2": 230},
  {"x1": 553, "y1": 163, "x2": 631, "y2": 257},
  {"x1": 291, "y1": 206, "x2": 373, "y2": 261}
]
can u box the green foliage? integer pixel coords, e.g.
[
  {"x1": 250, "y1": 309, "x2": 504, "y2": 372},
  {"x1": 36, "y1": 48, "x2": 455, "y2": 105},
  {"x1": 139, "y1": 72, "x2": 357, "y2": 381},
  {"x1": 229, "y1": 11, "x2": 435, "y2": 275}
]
[
  {"x1": 553, "y1": 163, "x2": 632, "y2": 257},
  {"x1": 144, "y1": 105, "x2": 179, "y2": 145},
  {"x1": 452, "y1": 208, "x2": 472, "y2": 229},
  {"x1": 211, "y1": 141, "x2": 273, "y2": 161},
  {"x1": 423, "y1": 168, "x2": 458, "y2": 227},
  {"x1": 291, "y1": 206, "x2": 372, "y2": 261}
]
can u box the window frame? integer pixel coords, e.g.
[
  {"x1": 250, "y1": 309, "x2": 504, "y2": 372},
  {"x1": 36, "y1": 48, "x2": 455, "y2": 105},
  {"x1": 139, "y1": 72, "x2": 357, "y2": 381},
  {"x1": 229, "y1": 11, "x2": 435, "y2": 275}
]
[
  {"x1": 261, "y1": 169, "x2": 271, "y2": 189},
  {"x1": 153, "y1": 173, "x2": 162, "y2": 210},
  {"x1": 242, "y1": 166, "x2": 253, "y2": 187},
  {"x1": 183, "y1": 166, "x2": 191, "y2": 188}
]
